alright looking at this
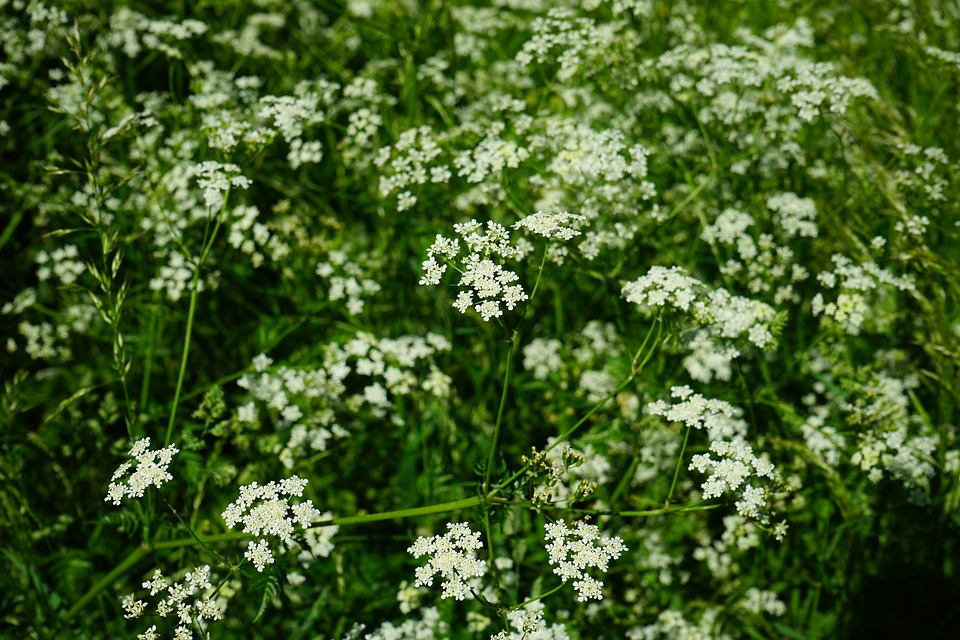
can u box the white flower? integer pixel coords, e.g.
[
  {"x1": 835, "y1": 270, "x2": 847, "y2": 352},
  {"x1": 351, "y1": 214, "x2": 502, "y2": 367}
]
[
  {"x1": 121, "y1": 594, "x2": 147, "y2": 619},
  {"x1": 513, "y1": 210, "x2": 585, "y2": 240},
  {"x1": 408, "y1": 523, "x2": 488, "y2": 601},
  {"x1": 543, "y1": 521, "x2": 626, "y2": 602},
  {"x1": 689, "y1": 440, "x2": 777, "y2": 520},
  {"x1": 245, "y1": 539, "x2": 275, "y2": 572},
  {"x1": 418, "y1": 219, "x2": 529, "y2": 322},
  {"x1": 222, "y1": 475, "x2": 323, "y2": 572},
  {"x1": 105, "y1": 438, "x2": 179, "y2": 506}
]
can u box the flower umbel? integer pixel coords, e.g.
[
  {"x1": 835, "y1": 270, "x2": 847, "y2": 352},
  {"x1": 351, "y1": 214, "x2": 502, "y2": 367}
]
[
  {"x1": 544, "y1": 520, "x2": 627, "y2": 602},
  {"x1": 122, "y1": 565, "x2": 223, "y2": 639},
  {"x1": 105, "y1": 437, "x2": 179, "y2": 506},
  {"x1": 221, "y1": 475, "x2": 323, "y2": 571},
  {"x1": 407, "y1": 522, "x2": 488, "y2": 600}
]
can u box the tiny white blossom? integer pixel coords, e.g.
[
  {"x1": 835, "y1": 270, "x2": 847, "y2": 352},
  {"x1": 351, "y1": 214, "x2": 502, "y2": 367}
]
[
  {"x1": 513, "y1": 210, "x2": 585, "y2": 240},
  {"x1": 408, "y1": 522, "x2": 488, "y2": 601},
  {"x1": 543, "y1": 521, "x2": 626, "y2": 602},
  {"x1": 222, "y1": 475, "x2": 323, "y2": 571},
  {"x1": 105, "y1": 438, "x2": 179, "y2": 506},
  {"x1": 245, "y1": 538, "x2": 275, "y2": 572}
]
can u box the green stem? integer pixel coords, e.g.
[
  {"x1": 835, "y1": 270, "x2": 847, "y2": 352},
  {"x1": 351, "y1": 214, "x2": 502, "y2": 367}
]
[
  {"x1": 319, "y1": 496, "x2": 483, "y2": 526},
  {"x1": 139, "y1": 289, "x2": 162, "y2": 416},
  {"x1": 509, "y1": 581, "x2": 566, "y2": 611},
  {"x1": 164, "y1": 199, "x2": 229, "y2": 447},
  {"x1": 0, "y1": 209, "x2": 25, "y2": 254},
  {"x1": 165, "y1": 276, "x2": 199, "y2": 447},
  {"x1": 487, "y1": 497, "x2": 720, "y2": 518},
  {"x1": 159, "y1": 495, "x2": 229, "y2": 566},
  {"x1": 665, "y1": 426, "x2": 692, "y2": 507},
  {"x1": 484, "y1": 337, "x2": 518, "y2": 493},
  {"x1": 152, "y1": 532, "x2": 249, "y2": 550},
  {"x1": 66, "y1": 495, "x2": 488, "y2": 622},
  {"x1": 482, "y1": 245, "x2": 550, "y2": 493}
]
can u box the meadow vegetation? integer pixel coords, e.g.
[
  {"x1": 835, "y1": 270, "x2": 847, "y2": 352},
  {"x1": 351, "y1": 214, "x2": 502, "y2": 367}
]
[{"x1": 2, "y1": 0, "x2": 960, "y2": 638}]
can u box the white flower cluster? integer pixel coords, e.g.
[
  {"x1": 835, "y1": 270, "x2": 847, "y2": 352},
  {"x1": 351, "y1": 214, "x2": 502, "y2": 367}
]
[
  {"x1": 375, "y1": 125, "x2": 449, "y2": 211},
  {"x1": 225, "y1": 201, "x2": 293, "y2": 269},
  {"x1": 221, "y1": 475, "x2": 322, "y2": 571},
  {"x1": 776, "y1": 61, "x2": 879, "y2": 123},
  {"x1": 639, "y1": 19, "x2": 876, "y2": 172},
  {"x1": 489, "y1": 604, "x2": 572, "y2": 640},
  {"x1": 188, "y1": 161, "x2": 252, "y2": 211},
  {"x1": 846, "y1": 373, "x2": 937, "y2": 494},
  {"x1": 148, "y1": 252, "x2": 209, "y2": 302},
  {"x1": 543, "y1": 520, "x2": 627, "y2": 602},
  {"x1": 106, "y1": 438, "x2": 179, "y2": 506},
  {"x1": 699, "y1": 203, "x2": 812, "y2": 306},
  {"x1": 766, "y1": 192, "x2": 818, "y2": 238},
  {"x1": 16, "y1": 319, "x2": 71, "y2": 361},
  {"x1": 316, "y1": 248, "x2": 382, "y2": 316},
  {"x1": 107, "y1": 7, "x2": 208, "y2": 59},
  {"x1": 297, "y1": 515, "x2": 339, "y2": 567},
  {"x1": 34, "y1": 243, "x2": 86, "y2": 285},
  {"x1": 513, "y1": 210, "x2": 585, "y2": 241},
  {"x1": 421, "y1": 211, "x2": 596, "y2": 321},
  {"x1": 645, "y1": 386, "x2": 749, "y2": 442},
  {"x1": 237, "y1": 333, "x2": 451, "y2": 468},
  {"x1": 894, "y1": 143, "x2": 950, "y2": 204},
  {"x1": 623, "y1": 266, "x2": 776, "y2": 349},
  {"x1": 516, "y1": 8, "x2": 623, "y2": 83},
  {"x1": 800, "y1": 406, "x2": 846, "y2": 467},
  {"x1": 628, "y1": 607, "x2": 731, "y2": 640},
  {"x1": 361, "y1": 606, "x2": 447, "y2": 640},
  {"x1": 739, "y1": 587, "x2": 787, "y2": 617},
  {"x1": 419, "y1": 219, "x2": 527, "y2": 322},
  {"x1": 523, "y1": 337, "x2": 564, "y2": 380},
  {"x1": 122, "y1": 565, "x2": 223, "y2": 640},
  {"x1": 646, "y1": 387, "x2": 778, "y2": 521},
  {"x1": 211, "y1": 13, "x2": 286, "y2": 61},
  {"x1": 694, "y1": 514, "x2": 761, "y2": 581},
  {"x1": 811, "y1": 254, "x2": 916, "y2": 335},
  {"x1": 689, "y1": 440, "x2": 777, "y2": 520},
  {"x1": 407, "y1": 522, "x2": 488, "y2": 601}
]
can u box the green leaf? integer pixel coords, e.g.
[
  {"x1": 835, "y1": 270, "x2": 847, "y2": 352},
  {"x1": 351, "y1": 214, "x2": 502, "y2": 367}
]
[{"x1": 251, "y1": 570, "x2": 279, "y2": 624}]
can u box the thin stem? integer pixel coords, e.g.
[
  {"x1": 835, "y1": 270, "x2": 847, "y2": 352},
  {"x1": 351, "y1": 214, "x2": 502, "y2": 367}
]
[
  {"x1": 484, "y1": 336, "x2": 518, "y2": 493},
  {"x1": 159, "y1": 494, "x2": 229, "y2": 566},
  {"x1": 483, "y1": 245, "x2": 550, "y2": 493},
  {"x1": 319, "y1": 496, "x2": 483, "y2": 526},
  {"x1": 164, "y1": 198, "x2": 229, "y2": 447},
  {"x1": 165, "y1": 275, "x2": 199, "y2": 447},
  {"x1": 489, "y1": 313, "x2": 663, "y2": 497},
  {"x1": 665, "y1": 426, "x2": 692, "y2": 507},
  {"x1": 139, "y1": 289, "x2": 162, "y2": 415},
  {"x1": 509, "y1": 581, "x2": 566, "y2": 611},
  {"x1": 487, "y1": 497, "x2": 720, "y2": 518}
]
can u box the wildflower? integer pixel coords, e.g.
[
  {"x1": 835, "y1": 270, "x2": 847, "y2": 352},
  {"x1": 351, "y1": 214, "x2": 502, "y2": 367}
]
[
  {"x1": 645, "y1": 386, "x2": 748, "y2": 441},
  {"x1": 689, "y1": 440, "x2": 777, "y2": 520},
  {"x1": 221, "y1": 475, "x2": 323, "y2": 571},
  {"x1": 419, "y1": 220, "x2": 527, "y2": 322},
  {"x1": 121, "y1": 594, "x2": 147, "y2": 619},
  {"x1": 189, "y1": 161, "x2": 251, "y2": 211},
  {"x1": 105, "y1": 438, "x2": 179, "y2": 506},
  {"x1": 513, "y1": 210, "x2": 585, "y2": 240},
  {"x1": 123, "y1": 566, "x2": 223, "y2": 636},
  {"x1": 408, "y1": 522, "x2": 488, "y2": 601},
  {"x1": 543, "y1": 520, "x2": 627, "y2": 602}
]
